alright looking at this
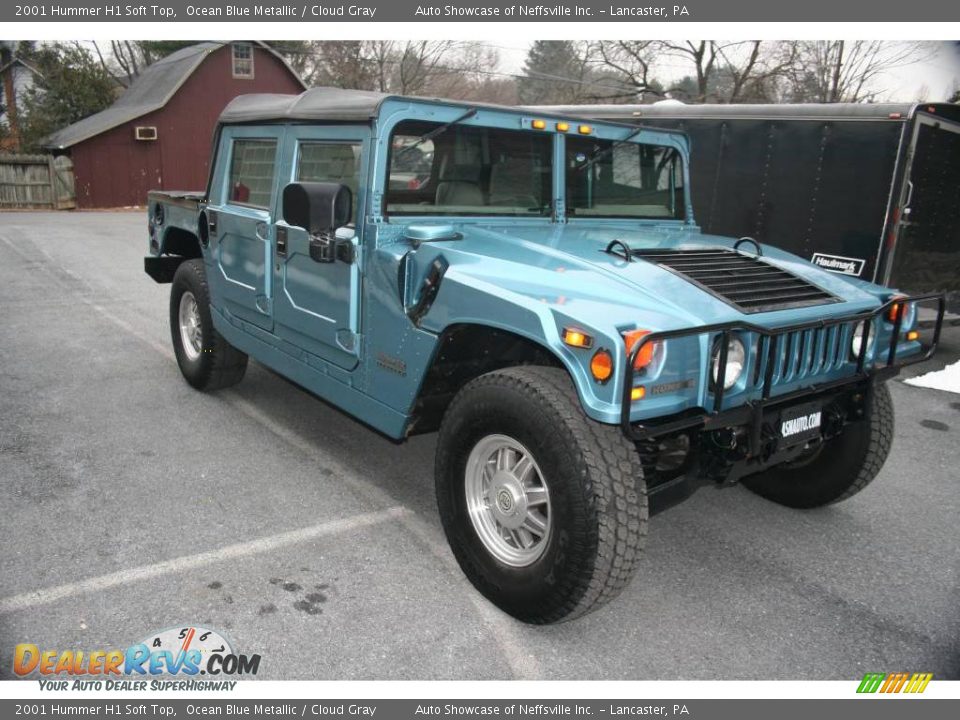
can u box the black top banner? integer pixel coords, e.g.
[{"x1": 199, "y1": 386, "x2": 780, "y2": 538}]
[{"x1": 6, "y1": 0, "x2": 960, "y2": 22}]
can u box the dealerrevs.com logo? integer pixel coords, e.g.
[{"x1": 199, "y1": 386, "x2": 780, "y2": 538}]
[{"x1": 14, "y1": 626, "x2": 260, "y2": 691}]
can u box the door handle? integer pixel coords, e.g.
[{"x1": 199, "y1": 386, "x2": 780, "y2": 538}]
[
  {"x1": 276, "y1": 226, "x2": 287, "y2": 257},
  {"x1": 308, "y1": 234, "x2": 356, "y2": 264},
  {"x1": 255, "y1": 221, "x2": 268, "y2": 240},
  {"x1": 309, "y1": 234, "x2": 336, "y2": 263}
]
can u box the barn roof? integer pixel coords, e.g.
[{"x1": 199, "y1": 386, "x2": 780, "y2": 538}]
[{"x1": 45, "y1": 42, "x2": 305, "y2": 149}]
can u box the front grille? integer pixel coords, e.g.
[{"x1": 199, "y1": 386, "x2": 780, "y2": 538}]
[
  {"x1": 635, "y1": 248, "x2": 840, "y2": 314},
  {"x1": 750, "y1": 323, "x2": 856, "y2": 388}
]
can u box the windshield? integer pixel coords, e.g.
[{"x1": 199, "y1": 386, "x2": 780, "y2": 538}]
[
  {"x1": 566, "y1": 135, "x2": 685, "y2": 220},
  {"x1": 386, "y1": 120, "x2": 552, "y2": 217}
]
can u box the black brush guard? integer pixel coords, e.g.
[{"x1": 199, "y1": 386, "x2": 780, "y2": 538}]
[{"x1": 621, "y1": 294, "x2": 946, "y2": 451}]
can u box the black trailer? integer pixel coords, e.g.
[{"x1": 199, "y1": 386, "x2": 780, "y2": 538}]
[{"x1": 541, "y1": 102, "x2": 960, "y2": 303}]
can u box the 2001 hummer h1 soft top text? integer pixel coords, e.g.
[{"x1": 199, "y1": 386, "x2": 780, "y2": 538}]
[{"x1": 145, "y1": 88, "x2": 944, "y2": 623}]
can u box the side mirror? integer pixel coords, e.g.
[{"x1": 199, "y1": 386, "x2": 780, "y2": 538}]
[{"x1": 282, "y1": 182, "x2": 352, "y2": 235}]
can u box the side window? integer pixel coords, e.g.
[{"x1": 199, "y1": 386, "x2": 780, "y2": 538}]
[
  {"x1": 232, "y1": 43, "x2": 254, "y2": 78},
  {"x1": 297, "y1": 143, "x2": 363, "y2": 203},
  {"x1": 385, "y1": 121, "x2": 553, "y2": 217},
  {"x1": 228, "y1": 139, "x2": 277, "y2": 209}
]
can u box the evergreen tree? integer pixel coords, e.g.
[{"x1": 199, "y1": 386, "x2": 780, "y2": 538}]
[
  {"x1": 18, "y1": 43, "x2": 116, "y2": 151},
  {"x1": 518, "y1": 41, "x2": 588, "y2": 105}
]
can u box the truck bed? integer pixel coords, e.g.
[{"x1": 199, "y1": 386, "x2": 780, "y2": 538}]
[{"x1": 145, "y1": 190, "x2": 206, "y2": 283}]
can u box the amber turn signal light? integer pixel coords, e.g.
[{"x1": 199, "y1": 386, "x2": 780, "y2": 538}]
[
  {"x1": 562, "y1": 327, "x2": 593, "y2": 349},
  {"x1": 622, "y1": 329, "x2": 655, "y2": 369},
  {"x1": 887, "y1": 297, "x2": 911, "y2": 323},
  {"x1": 630, "y1": 386, "x2": 646, "y2": 401},
  {"x1": 906, "y1": 330, "x2": 920, "y2": 341},
  {"x1": 590, "y1": 349, "x2": 613, "y2": 383}
]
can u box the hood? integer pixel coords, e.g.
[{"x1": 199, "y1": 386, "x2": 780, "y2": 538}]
[{"x1": 433, "y1": 222, "x2": 885, "y2": 332}]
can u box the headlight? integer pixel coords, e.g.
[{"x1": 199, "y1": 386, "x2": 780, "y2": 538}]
[
  {"x1": 851, "y1": 321, "x2": 876, "y2": 358},
  {"x1": 711, "y1": 336, "x2": 745, "y2": 390}
]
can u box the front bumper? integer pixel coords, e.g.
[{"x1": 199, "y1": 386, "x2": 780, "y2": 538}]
[{"x1": 621, "y1": 293, "x2": 945, "y2": 453}]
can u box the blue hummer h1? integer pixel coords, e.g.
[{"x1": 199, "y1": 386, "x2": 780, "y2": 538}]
[{"x1": 145, "y1": 88, "x2": 944, "y2": 623}]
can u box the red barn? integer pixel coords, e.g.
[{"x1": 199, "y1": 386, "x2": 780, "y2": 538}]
[{"x1": 45, "y1": 42, "x2": 305, "y2": 208}]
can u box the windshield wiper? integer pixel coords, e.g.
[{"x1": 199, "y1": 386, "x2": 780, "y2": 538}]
[
  {"x1": 395, "y1": 107, "x2": 479, "y2": 159},
  {"x1": 573, "y1": 126, "x2": 645, "y2": 174}
]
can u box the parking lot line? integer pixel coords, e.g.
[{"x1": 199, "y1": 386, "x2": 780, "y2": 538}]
[
  {"x1": 0, "y1": 507, "x2": 408, "y2": 615},
  {"x1": 0, "y1": 232, "x2": 543, "y2": 680},
  {"x1": 226, "y1": 395, "x2": 545, "y2": 680}
]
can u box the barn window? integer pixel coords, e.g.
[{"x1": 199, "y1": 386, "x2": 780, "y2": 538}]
[
  {"x1": 228, "y1": 139, "x2": 277, "y2": 209},
  {"x1": 232, "y1": 43, "x2": 254, "y2": 78}
]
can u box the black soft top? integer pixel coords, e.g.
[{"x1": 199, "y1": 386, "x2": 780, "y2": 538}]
[
  {"x1": 218, "y1": 86, "x2": 657, "y2": 129},
  {"x1": 219, "y1": 87, "x2": 390, "y2": 124}
]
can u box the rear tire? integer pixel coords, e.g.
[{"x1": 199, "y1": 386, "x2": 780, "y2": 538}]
[
  {"x1": 170, "y1": 259, "x2": 248, "y2": 391},
  {"x1": 435, "y1": 366, "x2": 648, "y2": 624},
  {"x1": 741, "y1": 383, "x2": 894, "y2": 508}
]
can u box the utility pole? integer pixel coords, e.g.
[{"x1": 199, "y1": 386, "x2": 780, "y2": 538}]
[{"x1": 0, "y1": 41, "x2": 22, "y2": 151}]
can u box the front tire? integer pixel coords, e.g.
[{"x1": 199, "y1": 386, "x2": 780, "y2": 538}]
[
  {"x1": 741, "y1": 382, "x2": 894, "y2": 508},
  {"x1": 169, "y1": 259, "x2": 248, "y2": 391},
  {"x1": 435, "y1": 366, "x2": 648, "y2": 624}
]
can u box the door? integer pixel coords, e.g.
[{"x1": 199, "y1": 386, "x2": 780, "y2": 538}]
[
  {"x1": 207, "y1": 132, "x2": 283, "y2": 332},
  {"x1": 887, "y1": 114, "x2": 960, "y2": 294},
  {"x1": 272, "y1": 127, "x2": 367, "y2": 371}
]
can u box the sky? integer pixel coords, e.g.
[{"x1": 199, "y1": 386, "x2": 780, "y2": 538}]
[
  {"x1": 493, "y1": 40, "x2": 960, "y2": 102},
  {"x1": 885, "y1": 41, "x2": 960, "y2": 100}
]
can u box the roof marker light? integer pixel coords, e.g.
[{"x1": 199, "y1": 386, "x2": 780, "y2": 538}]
[
  {"x1": 532, "y1": 119, "x2": 547, "y2": 130},
  {"x1": 578, "y1": 125, "x2": 592, "y2": 135},
  {"x1": 556, "y1": 122, "x2": 570, "y2": 132}
]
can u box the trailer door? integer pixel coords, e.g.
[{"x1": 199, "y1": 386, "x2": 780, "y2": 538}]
[{"x1": 888, "y1": 113, "x2": 960, "y2": 299}]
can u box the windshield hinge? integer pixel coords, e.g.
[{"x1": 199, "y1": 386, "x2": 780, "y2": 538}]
[
  {"x1": 553, "y1": 198, "x2": 566, "y2": 223},
  {"x1": 370, "y1": 190, "x2": 384, "y2": 222}
]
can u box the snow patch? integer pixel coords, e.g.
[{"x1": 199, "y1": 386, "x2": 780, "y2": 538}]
[{"x1": 903, "y1": 359, "x2": 960, "y2": 395}]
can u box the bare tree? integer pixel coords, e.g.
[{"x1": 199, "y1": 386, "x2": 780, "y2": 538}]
[
  {"x1": 780, "y1": 41, "x2": 933, "y2": 103},
  {"x1": 592, "y1": 41, "x2": 662, "y2": 102},
  {"x1": 590, "y1": 40, "x2": 790, "y2": 104},
  {"x1": 90, "y1": 40, "x2": 197, "y2": 86},
  {"x1": 110, "y1": 40, "x2": 140, "y2": 84},
  {"x1": 307, "y1": 41, "x2": 376, "y2": 89},
  {"x1": 657, "y1": 40, "x2": 792, "y2": 103},
  {"x1": 294, "y1": 41, "x2": 500, "y2": 97}
]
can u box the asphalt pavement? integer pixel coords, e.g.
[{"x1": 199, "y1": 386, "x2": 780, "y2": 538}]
[{"x1": 0, "y1": 211, "x2": 957, "y2": 680}]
